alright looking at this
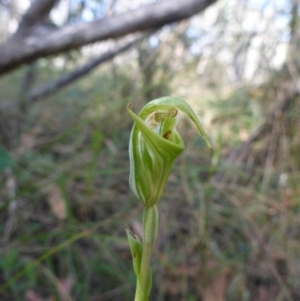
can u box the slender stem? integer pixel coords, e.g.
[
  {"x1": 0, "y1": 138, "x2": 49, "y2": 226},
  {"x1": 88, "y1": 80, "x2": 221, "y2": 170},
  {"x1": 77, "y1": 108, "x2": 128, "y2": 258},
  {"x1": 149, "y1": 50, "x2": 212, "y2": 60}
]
[
  {"x1": 138, "y1": 205, "x2": 159, "y2": 300},
  {"x1": 140, "y1": 239, "x2": 152, "y2": 292},
  {"x1": 134, "y1": 280, "x2": 145, "y2": 301}
]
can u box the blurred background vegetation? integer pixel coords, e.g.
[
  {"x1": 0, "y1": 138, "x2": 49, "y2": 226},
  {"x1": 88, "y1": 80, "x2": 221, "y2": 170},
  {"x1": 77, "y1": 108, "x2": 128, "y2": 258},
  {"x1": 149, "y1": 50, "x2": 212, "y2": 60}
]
[{"x1": 0, "y1": 0, "x2": 300, "y2": 300}]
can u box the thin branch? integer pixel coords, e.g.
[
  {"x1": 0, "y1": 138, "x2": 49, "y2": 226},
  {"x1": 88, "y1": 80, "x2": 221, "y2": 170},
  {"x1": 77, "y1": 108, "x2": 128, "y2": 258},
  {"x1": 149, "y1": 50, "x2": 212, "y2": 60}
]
[
  {"x1": 27, "y1": 35, "x2": 142, "y2": 102},
  {"x1": 0, "y1": 0, "x2": 218, "y2": 75},
  {"x1": 16, "y1": 0, "x2": 58, "y2": 34},
  {"x1": 20, "y1": 62, "x2": 37, "y2": 97}
]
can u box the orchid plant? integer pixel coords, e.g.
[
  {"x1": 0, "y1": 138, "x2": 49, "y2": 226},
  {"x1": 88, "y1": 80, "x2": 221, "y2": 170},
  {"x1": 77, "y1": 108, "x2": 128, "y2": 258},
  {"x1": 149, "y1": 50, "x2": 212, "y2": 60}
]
[{"x1": 127, "y1": 96, "x2": 211, "y2": 301}]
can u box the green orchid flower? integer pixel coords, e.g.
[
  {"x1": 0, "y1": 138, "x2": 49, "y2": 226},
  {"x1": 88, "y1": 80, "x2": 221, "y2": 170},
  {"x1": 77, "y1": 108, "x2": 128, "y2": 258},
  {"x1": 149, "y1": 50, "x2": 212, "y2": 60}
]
[
  {"x1": 127, "y1": 96, "x2": 211, "y2": 301},
  {"x1": 127, "y1": 96, "x2": 211, "y2": 207}
]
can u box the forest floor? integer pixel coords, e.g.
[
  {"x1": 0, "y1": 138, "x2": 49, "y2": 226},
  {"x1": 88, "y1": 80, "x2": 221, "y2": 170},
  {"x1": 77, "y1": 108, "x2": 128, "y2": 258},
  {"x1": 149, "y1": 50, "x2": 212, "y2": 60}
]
[{"x1": 0, "y1": 63, "x2": 300, "y2": 301}]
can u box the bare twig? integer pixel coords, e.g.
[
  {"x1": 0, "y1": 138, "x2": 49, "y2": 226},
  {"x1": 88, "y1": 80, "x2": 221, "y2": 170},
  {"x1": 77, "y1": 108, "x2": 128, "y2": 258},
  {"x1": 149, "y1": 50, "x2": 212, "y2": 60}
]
[
  {"x1": 16, "y1": 0, "x2": 58, "y2": 35},
  {"x1": 2, "y1": 168, "x2": 17, "y2": 243},
  {"x1": 19, "y1": 61, "x2": 37, "y2": 108},
  {"x1": 27, "y1": 34, "x2": 143, "y2": 102}
]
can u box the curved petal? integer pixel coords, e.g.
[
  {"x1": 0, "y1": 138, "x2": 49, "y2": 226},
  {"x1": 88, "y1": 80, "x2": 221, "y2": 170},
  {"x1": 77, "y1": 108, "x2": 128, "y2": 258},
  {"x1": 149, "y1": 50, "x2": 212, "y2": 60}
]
[{"x1": 138, "y1": 96, "x2": 212, "y2": 150}]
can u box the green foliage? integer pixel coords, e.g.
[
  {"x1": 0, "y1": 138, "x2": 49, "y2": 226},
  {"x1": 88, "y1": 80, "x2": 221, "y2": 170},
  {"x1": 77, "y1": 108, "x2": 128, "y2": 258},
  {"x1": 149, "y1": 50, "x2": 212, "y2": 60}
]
[
  {"x1": 0, "y1": 147, "x2": 13, "y2": 172},
  {"x1": 0, "y1": 249, "x2": 37, "y2": 298},
  {"x1": 126, "y1": 231, "x2": 143, "y2": 278}
]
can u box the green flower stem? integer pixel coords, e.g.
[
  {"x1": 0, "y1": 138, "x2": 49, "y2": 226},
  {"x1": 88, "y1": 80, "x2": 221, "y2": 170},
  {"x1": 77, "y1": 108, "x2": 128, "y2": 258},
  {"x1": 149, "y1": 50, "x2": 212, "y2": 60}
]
[
  {"x1": 134, "y1": 281, "x2": 144, "y2": 301},
  {"x1": 127, "y1": 97, "x2": 212, "y2": 300},
  {"x1": 139, "y1": 205, "x2": 158, "y2": 301}
]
